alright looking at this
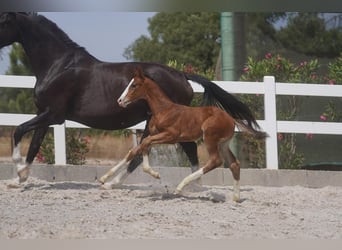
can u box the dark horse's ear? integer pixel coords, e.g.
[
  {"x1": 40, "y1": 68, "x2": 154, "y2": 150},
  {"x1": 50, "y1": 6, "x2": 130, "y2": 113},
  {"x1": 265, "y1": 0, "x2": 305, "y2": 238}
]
[
  {"x1": 0, "y1": 13, "x2": 16, "y2": 23},
  {"x1": 134, "y1": 66, "x2": 145, "y2": 80}
]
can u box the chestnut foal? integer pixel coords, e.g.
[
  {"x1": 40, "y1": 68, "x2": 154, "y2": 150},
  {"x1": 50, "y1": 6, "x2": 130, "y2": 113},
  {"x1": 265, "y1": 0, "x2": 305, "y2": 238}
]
[{"x1": 100, "y1": 67, "x2": 265, "y2": 201}]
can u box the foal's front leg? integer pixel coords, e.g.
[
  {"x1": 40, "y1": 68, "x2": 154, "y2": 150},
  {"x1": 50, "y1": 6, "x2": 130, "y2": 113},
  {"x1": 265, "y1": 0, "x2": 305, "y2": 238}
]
[
  {"x1": 136, "y1": 132, "x2": 177, "y2": 179},
  {"x1": 141, "y1": 153, "x2": 160, "y2": 179},
  {"x1": 99, "y1": 144, "x2": 160, "y2": 189},
  {"x1": 99, "y1": 149, "x2": 136, "y2": 186}
]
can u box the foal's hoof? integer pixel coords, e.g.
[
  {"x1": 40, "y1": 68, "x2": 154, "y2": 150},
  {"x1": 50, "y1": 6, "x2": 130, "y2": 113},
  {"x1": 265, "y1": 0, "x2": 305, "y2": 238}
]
[
  {"x1": 100, "y1": 182, "x2": 122, "y2": 190},
  {"x1": 98, "y1": 175, "x2": 107, "y2": 185},
  {"x1": 18, "y1": 166, "x2": 29, "y2": 183},
  {"x1": 232, "y1": 194, "x2": 240, "y2": 203},
  {"x1": 173, "y1": 189, "x2": 182, "y2": 195},
  {"x1": 100, "y1": 183, "x2": 115, "y2": 190},
  {"x1": 153, "y1": 172, "x2": 161, "y2": 179}
]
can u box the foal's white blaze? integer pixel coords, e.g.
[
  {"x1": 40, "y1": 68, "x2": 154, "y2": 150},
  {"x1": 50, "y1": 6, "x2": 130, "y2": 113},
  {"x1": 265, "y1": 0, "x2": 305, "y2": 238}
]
[{"x1": 117, "y1": 78, "x2": 134, "y2": 107}]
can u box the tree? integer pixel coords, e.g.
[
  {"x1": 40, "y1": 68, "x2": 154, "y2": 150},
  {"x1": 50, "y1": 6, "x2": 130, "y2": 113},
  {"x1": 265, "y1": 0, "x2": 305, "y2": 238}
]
[
  {"x1": 275, "y1": 13, "x2": 342, "y2": 58},
  {"x1": 6, "y1": 43, "x2": 33, "y2": 75},
  {"x1": 124, "y1": 12, "x2": 221, "y2": 72},
  {"x1": 0, "y1": 43, "x2": 35, "y2": 113},
  {"x1": 244, "y1": 13, "x2": 286, "y2": 59}
]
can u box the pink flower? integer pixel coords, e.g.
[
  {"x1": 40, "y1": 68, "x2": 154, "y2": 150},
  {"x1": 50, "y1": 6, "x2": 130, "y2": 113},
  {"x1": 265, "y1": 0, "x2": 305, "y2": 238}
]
[
  {"x1": 306, "y1": 133, "x2": 313, "y2": 140},
  {"x1": 328, "y1": 79, "x2": 335, "y2": 85},
  {"x1": 265, "y1": 53, "x2": 272, "y2": 59},
  {"x1": 299, "y1": 61, "x2": 307, "y2": 67},
  {"x1": 36, "y1": 151, "x2": 46, "y2": 163},
  {"x1": 320, "y1": 115, "x2": 327, "y2": 121},
  {"x1": 83, "y1": 136, "x2": 91, "y2": 144},
  {"x1": 277, "y1": 133, "x2": 283, "y2": 141},
  {"x1": 243, "y1": 67, "x2": 249, "y2": 72}
]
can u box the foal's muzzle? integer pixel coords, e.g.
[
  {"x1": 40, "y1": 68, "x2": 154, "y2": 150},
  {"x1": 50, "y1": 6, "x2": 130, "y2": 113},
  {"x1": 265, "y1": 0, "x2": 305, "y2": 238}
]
[{"x1": 117, "y1": 98, "x2": 129, "y2": 108}]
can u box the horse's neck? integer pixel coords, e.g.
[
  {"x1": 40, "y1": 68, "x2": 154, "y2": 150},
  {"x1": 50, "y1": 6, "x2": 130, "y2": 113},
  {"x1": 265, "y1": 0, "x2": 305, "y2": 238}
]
[
  {"x1": 145, "y1": 81, "x2": 175, "y2": 115},
  {"x1": 18, "y1": 16, "x2": 81, "y2": 78}
]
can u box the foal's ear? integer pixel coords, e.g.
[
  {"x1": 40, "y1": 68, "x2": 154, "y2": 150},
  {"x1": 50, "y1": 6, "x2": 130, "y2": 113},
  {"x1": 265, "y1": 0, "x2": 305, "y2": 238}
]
[{"x1": 134, "y1": 66, "x2": 145, "y2": 80}]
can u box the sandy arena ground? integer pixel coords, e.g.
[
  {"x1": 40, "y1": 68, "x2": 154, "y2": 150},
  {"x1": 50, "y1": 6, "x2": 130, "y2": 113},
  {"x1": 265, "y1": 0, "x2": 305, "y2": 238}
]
[{"x1": 0, "y1": 177, "x2": 341, "y2": 239}]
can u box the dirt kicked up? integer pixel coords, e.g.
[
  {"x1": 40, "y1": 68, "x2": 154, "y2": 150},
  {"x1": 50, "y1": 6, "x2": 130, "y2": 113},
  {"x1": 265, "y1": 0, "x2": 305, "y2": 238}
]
[{"x1": 0, "y1": 177, "x2": 341, "y2": 239}]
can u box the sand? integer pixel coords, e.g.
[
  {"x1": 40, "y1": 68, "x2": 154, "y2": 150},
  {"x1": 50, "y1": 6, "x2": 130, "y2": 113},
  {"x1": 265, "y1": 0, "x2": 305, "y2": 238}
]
[{"x1": 0, "y1": 177, "x2": 341, "y2": 239}]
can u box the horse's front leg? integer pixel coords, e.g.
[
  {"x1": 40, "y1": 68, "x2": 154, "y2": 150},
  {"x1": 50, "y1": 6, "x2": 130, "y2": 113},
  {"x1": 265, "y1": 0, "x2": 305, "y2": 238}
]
[
  {"x1": 11, "y1": 113, "x2": 50, "y2": 185},
  {"x1": 19, "y1": 126, "x2": 49, "y2": 182}
]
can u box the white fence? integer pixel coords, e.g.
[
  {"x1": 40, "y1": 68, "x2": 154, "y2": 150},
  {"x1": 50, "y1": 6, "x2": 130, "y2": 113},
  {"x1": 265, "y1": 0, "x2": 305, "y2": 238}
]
[{"x1": 1, "y1": 74, "x2": 342, "y2": 169}]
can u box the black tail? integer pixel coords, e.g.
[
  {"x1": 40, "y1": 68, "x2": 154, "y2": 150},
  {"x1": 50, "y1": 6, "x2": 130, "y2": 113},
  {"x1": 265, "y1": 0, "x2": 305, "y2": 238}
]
[{"x1": 185, "y1": 74, "x2": 267, "y2": 139}]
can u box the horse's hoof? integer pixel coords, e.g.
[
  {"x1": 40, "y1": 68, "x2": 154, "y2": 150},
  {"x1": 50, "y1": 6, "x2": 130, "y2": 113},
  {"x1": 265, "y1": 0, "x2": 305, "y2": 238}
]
[
  {"x1": 12, "y1": 157, "x2": 22, "y2": 164},
  {"x1": 7, "y1": 178, "x2": 21, "y2": 189},
  {"x1": 18, "y1": 166, "x2": 29, "y2": 183}
]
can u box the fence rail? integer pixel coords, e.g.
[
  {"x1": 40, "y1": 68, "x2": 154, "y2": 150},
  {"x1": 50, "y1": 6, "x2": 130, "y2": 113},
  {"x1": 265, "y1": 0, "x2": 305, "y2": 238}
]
[{"x1": 1, "y1": 75, "x2": 342, "y2": 169}]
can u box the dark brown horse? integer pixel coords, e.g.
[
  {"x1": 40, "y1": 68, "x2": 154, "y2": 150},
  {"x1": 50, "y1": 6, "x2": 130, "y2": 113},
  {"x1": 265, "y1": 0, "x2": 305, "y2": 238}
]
[
  {"x1": 100, "y1": 68, "x2": 267, "y2": 201},
  {"x1": 0, "y1": 13, "x2": 261, "y2": 186}
]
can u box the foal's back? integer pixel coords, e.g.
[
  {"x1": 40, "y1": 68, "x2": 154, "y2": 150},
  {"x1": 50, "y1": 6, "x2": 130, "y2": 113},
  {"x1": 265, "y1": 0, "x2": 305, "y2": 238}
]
[{"x1": 151, "y1": 103, "x2": 236, "y2": 142}]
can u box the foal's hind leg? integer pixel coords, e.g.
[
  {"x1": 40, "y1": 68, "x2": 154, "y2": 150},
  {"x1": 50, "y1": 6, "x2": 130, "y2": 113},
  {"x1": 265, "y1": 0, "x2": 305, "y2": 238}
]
[
  {"x1": 219, "y1": 141, "x2": 240, "y2": 201},
  {"x1": 175, "y1": 138, "x2": 223, "y2": 194},
  {"x1": 179, "y1": 141, "x2": 199, "y2": 172}
]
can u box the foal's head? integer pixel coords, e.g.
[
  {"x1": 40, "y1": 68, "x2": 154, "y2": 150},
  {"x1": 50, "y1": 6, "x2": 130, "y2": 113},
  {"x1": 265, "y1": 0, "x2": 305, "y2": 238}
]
[{"x1": 117, "y1": 67, "x2": 149, "y2": 108}]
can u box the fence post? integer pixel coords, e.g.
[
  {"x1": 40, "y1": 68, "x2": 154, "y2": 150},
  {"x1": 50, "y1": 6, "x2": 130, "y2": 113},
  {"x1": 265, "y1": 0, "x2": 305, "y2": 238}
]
[
  {"x1": 132, "y1": 129, "x2": 138, "y2": 147},
  {"x1": 263, "y1": 76, "x2": 278, "y2": 169},
  {"x1": 53, "y1": 123, "x2": 67, "y2": 165}
]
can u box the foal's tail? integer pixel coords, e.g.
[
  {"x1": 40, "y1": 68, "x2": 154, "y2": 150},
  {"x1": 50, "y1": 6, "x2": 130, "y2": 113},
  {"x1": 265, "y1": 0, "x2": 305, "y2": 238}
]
[{"x1": 185, "y1": 74, "x2": 268, "y2": 139}]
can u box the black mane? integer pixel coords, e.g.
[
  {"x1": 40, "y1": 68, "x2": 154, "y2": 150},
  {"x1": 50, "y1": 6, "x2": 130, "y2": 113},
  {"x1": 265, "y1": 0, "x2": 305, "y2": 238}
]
[{"x1": 27, "y1": 13, "x2": 86, "y2": 51}]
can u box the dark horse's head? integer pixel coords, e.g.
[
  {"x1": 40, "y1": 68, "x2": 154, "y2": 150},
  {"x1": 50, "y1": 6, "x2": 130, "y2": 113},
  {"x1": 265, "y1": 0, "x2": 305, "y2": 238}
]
[{"x1": 0, "y1": 12, "x2": 34, "y2": 49}]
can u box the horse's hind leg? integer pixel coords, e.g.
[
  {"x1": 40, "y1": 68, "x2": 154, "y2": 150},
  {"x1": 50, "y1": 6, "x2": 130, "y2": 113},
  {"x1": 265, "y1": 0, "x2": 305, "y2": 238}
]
[
  {"x1": 179, "y1": 141, "x2": 199, "y2": 172},
  {"x1": 219, "y1": 141, "x2": 240, "y2": 201}
]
